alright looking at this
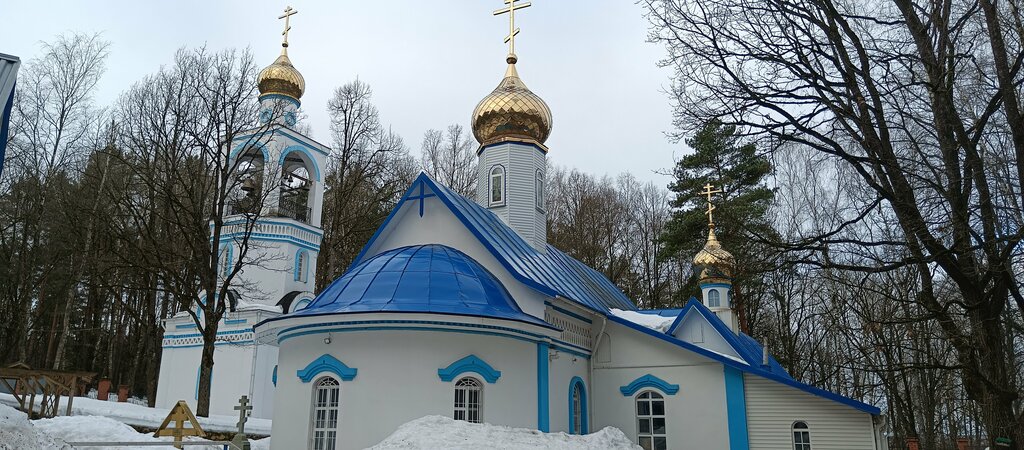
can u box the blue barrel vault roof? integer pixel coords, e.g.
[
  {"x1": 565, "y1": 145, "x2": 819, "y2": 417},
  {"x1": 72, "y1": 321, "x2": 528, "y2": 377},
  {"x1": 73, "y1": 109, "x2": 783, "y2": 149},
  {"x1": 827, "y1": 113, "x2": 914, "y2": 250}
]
[{"x1": 292, "y1": 244, "x2": 551, "y2": 328}]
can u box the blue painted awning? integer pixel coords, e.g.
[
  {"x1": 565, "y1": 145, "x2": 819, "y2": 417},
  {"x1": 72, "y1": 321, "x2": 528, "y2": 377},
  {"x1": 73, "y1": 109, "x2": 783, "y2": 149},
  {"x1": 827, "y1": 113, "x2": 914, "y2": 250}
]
[{"x1": 293, "y1": 244, "x2": 551, "y2": 328}]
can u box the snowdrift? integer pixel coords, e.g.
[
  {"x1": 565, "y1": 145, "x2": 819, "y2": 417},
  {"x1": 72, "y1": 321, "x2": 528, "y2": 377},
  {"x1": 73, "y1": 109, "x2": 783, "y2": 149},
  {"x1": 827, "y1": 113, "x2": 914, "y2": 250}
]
[{"x1": 368, "y1": 415, "x2": 641, "y2": 450}]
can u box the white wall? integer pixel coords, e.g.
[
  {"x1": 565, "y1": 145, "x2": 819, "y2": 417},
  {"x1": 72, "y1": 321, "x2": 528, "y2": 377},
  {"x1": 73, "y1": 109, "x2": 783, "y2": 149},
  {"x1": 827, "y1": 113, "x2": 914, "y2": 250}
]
[
  {"x1": 270, "y1": 328, "x2": 539, "y2": 450},
  {"x1": 591, "y1": 320, "x2": 732, "y2": 450},
  {"x1": 670, "y1": 310, "x2": 742, "y2": 360},
  {"x1": 744, "y1": 374, "x2": 876, "y2": 450}
]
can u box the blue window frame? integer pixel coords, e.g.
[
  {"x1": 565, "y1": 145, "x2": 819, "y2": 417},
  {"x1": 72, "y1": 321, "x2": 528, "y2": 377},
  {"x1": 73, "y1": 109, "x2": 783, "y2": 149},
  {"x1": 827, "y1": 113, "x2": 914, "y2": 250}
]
[{"x1": 568, "y1": 377, "x2": 587, "y2": 434}]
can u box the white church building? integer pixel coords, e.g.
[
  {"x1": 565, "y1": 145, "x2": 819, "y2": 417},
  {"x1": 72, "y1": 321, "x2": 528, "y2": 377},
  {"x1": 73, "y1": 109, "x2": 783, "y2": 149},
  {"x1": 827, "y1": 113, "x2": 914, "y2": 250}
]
[{"x1": 159, "y1": 4, "x2": 887, "y2": 450}]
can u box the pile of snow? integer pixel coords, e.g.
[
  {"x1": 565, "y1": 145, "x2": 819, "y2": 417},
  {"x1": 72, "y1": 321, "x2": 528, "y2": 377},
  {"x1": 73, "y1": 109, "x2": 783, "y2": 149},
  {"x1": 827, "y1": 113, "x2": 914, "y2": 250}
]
[
  {"x1": 368, "y1": 415, "x2": 641, "y2": 450},
  {"x1": 0, "y1": 404, "x2": 69, "y2": 450},
  {"x1": 0, "y1": 393, "x2": 270, "y2": 435},
  {"x1": 0, "y1": 403, "x2": 269, "y2": 450},
  {"x1": 610, "y1": 309, "x2": 676, "y2": 333}
]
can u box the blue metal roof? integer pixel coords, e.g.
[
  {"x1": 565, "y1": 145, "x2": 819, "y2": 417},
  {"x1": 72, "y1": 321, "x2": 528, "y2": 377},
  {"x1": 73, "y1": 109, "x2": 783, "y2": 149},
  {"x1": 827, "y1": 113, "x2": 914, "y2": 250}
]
[
  {"x1": 294, "y1": 244, "x2": 551, "y2": 328},
  {"x1": 350, "y1": 174, "x2": 637, "y2": 314}
]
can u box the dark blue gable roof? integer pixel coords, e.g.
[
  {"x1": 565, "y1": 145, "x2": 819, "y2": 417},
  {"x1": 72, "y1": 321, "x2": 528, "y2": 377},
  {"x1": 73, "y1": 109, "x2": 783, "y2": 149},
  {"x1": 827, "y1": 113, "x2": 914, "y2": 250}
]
[{"x1": 351, "y1": 173, "x2": 636, "y2": 313}]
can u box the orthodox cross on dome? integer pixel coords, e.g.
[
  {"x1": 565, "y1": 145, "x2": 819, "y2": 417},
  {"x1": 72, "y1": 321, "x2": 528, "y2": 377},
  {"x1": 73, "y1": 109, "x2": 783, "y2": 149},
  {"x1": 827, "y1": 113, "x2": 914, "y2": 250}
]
[
  {"x1": 700, "y1": 183, "x2": 723, "y2": 227},
  {"x1": 279, "y1": 6, "x2": 298, "y2": 48},
  {"x1": 493, "y1": 0, "x2": 532, "y2": 58}
]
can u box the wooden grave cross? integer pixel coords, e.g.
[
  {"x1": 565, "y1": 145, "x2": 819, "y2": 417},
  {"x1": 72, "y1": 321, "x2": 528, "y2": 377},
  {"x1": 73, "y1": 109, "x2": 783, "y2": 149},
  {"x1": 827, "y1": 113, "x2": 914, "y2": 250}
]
[{"x1": 154, "y1": 400, "x2": 206, "y2": 449}]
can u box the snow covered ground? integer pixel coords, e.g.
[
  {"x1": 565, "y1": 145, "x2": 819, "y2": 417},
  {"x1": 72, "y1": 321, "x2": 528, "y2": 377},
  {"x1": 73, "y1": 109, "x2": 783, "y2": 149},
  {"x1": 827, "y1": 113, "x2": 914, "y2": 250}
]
[
  {"x1": 369, "y1": 415, "x2": 642, "y2": 450},
  {"x1": 0, "y1": 403, "x2": 269, "y2": 450},
  {"x1": 0, "y1": 393, "x2": 270, "y2": 435},
  {"x1": 610, "y1": 308, "x2": 676, "y2": 332}
]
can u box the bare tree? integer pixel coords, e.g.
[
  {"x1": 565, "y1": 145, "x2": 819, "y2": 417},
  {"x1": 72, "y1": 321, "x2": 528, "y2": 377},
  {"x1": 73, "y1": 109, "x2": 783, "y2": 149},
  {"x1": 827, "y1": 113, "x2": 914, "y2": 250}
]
[
  {"x1": 420, "y1": 124, "x2": 477, "y2": 198},
  {"x1": 645, "y1": 0, "x2": 1024, "y2": 443}
]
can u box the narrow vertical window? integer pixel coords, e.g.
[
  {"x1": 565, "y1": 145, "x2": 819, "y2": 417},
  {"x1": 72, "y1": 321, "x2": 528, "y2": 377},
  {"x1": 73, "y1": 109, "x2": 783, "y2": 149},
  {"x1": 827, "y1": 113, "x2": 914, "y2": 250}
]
[
  {"x1": 311, "y1": 377, "x2": 340, "y2": 450},
  {"x1": 535, "y1": 169, "x2": 544, "y2": 210},
  {"x1": 707, "y1": 289, "x2": 721, "y2": 308},
  {"x1": 636, "y1": 391, "x2": 666, "y2": 450},
  {"x1": 793, "y1": 421, "x2": 811, "y2": 450},
  {"x1": 220, "y1": 246, "x2": 231, "y2": 278},
  {"x1": 453, "y1": 377, "x2": 483, "y2": 423},
  {"x1": 489, "y1": 166, "x2": 504, "y2": 205},
  {"x1": 296, "y1": 251, "x2": 308, "y2": 282},
  {"x1": 570, "y1": 380, "x2": 586, "y2": 434}
]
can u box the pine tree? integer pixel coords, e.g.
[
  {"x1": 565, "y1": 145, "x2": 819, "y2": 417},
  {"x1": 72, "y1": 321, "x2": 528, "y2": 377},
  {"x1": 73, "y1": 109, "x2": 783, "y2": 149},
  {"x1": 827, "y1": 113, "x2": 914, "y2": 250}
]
[{"x1": 661, "y1": 119, "x2": 775, "y2": 323}]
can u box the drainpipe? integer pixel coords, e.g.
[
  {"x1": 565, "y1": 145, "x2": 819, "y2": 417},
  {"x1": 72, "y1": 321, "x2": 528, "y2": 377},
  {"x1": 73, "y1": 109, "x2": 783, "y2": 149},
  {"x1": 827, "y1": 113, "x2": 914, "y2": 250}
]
[{"x1": 589, "y1": 313, "x2": 608, "y2": 430}]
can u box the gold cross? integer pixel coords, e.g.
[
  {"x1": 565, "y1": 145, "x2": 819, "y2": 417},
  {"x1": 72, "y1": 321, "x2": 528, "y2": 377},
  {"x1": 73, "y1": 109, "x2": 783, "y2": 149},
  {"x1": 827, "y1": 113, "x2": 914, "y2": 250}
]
[
  {"x1": 493, "y1": 0, "x2": 532, "y2": 57},
  {"x1": 279, "y1": 6, "x2": 298, "y2": 48},
  {"x1": 700, "y1": 183, "x2": 723, "y2": 226}
]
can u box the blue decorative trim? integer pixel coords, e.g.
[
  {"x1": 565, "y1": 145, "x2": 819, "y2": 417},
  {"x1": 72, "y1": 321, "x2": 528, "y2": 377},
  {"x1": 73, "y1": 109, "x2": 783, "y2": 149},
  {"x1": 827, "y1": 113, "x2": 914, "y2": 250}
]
[
  {"x1": 224, "y1": 319, "x2": 247, "y2": 325},
  {"x1": 219, "y1": 232, "x2": 320, "y2": 251},
  {"x1": 163, "y1": 340, "x2": 254, "y2": 349},
  {"x1": 536, "y1": 342, "x2": 550, "y2": 432},
  {"x1": 606, "y1": 314, "x2": 881, "y2": 414},
  {"x1": 272, "y1": 318, "x2": 587, "y2": 359},
  {"x1": 220, "y1": 244, "x2": 233, "y2": 277},
  {"x1": 232, "y1": 129, "x2": 329, "y2": 157},
  {"x1": 176, "y1": 324, "x2": 198, "y2": 330},
  {"x1": 279, "y1": 145, "x2": 322, "y2": 181},
  {"x1": 223, "y1": 218, "x2": 324, "y2": 237},
  {"x1": 620, "y1": 374, "x2": 680, "y2": 396},
  {"x1": 259, "y1": 93, "x2": 301, "y2": 108},
  {"x1": 163, "y1": 328, "x2": 252, "y2": 340},
  {"x1": 699, "y1": 282, "x2": 733, "y2": 289},
  {"x1": 297, "y1": 354, "x2": 358, "y2": 383},
  {"x1": 272, "y1": 365, "x2": 278, "y2": 387},
  {"x1": 437, "y1": 355, "x2": 501, "y2": 383},
  {"x1": 545, "y1": 302, "x2": 593, "y2": 324},
  {"x1": 724, "y1": 366, "x2": 750, "y2": 450},
  {"x1": 568, "y1": 376, "x2": 588, "y2": 434},
  {"x1": 230, "y1": 141, "x2": 270, "y2": 162}
]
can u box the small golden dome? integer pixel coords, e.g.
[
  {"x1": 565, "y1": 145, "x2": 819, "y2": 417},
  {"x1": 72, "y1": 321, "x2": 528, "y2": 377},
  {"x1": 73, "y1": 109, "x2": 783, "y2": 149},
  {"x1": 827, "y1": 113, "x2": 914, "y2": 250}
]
[
  {"x1": 471, "y1": 55, "x2": 552, "y2": 146},
  {"x1": 693, "y1": 226, "x2": 735, "y2": 278},
  {"x1": 258, "y1": 49, "x2": 305, "y2": 101}
]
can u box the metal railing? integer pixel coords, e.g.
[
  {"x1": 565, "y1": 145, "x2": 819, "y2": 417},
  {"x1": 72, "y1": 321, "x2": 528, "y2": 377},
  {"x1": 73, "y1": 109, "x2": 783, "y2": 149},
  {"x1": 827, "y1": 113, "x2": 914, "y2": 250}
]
[{"x1": 68, "y1": 441, "x2": 243, "y2": 449}]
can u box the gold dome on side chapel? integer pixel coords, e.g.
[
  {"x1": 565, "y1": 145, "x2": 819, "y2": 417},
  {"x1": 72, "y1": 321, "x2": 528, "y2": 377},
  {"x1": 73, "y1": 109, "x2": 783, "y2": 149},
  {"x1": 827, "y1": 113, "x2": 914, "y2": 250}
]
[
  {"x1": 693, "y1": 226, "x2": 735, "y2": 279},
  {"x1": 257, "y1": 48, "x2": 305, "y2": 101},
  {"x1": 471, "y1": 55, "x2": 553, "y2": 146}
]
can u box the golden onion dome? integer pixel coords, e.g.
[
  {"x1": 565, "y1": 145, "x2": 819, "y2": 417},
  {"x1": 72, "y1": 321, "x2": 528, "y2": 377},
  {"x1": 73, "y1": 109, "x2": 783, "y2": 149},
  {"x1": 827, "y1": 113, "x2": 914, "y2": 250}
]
[
  {"x1": 257, "y1": 48, "x2": 305, "y2": 101},
  {"x1": 471, "y1": 55, "x2": 553, "y2": 147},
  {"x1": 693, "y1": 226, "x2": 735, "y2": 278}
]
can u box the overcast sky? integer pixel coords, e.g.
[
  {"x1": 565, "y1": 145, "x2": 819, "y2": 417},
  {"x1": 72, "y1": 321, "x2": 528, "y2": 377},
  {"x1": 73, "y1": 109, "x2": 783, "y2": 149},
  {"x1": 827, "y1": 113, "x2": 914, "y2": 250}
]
[{"x1": 1, "y1": 1, "x2": 683, "y2": 184}]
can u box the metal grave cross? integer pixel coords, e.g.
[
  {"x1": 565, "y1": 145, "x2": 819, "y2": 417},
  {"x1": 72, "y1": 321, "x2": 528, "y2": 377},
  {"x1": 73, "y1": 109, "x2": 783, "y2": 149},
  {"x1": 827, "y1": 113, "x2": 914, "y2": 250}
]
[
  {"x1": 493, "y1": 0, "x2": 532, "y2": 56},
  {"x1": 234, "y1": 395, "x2": 252, "y2": 434}
]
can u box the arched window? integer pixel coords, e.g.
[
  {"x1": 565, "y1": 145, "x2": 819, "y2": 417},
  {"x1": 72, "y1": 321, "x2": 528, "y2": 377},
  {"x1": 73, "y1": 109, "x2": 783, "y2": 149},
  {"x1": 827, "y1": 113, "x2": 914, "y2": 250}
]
[
  {"x1": 792, "y1": 421, "x2": 811, "y2": 450},
  {"x1": 489, "y1": 166, "x2": 505, "y2": 206},
  {"x1": 535, "y1": 169, "x2": 544, "y2": 210},
  {"x1": 220, "y1": 246, "x2": 231, "y2": 278},
  {"x1": 311, "y1": 377, "x2": 340, "y2": 450},
  {"x1": 569, "y1": 379, "x2": 587, "y2": 434},
  {"x1": 453, "y1": 377, "x2": 482, "y2": 423},
  {"x1": 636, "y1": 391, "x2": 666, "y2": 450},
  {"x1": 707, "y1": 289, "x2": 721, "y2": 308},
  {"x1": 295, "y1": 250, "x2": 308, "y2": 283}
]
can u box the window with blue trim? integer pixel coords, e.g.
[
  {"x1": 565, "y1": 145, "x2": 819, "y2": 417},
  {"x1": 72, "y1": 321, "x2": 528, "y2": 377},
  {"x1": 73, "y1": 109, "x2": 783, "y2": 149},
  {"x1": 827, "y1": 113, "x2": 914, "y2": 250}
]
[
  {"x1": 792, "y1": 421, "x2": 811, "y2": 450},
  {"x1": 636, "y1": 391, "x2": 667, "y2": 450},
  {"x1": 570, "y1": 380, "x2": 586, "y2": 434},
  {"x1": 220, "y1": 246, "x2": 231, "y2": 278},
  {"x1": 454, "y1": 377, "x2": 482, "y2": 423},
  {"x1": 312, "y1": 376, "x2": 340, "y2": 450},
  {"x1": 489, "y1": 166, "x2": 505, "y2": 206},
  {"x1": 707, "y1": 289, "x2": 721, "y2": 308}
]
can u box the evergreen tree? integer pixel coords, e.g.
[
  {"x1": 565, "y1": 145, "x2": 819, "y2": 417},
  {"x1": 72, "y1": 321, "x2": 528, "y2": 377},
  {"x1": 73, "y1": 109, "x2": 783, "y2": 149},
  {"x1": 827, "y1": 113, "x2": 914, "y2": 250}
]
[{"x1": 661, "y1": 120, "x2": 775, "y2": 324}]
